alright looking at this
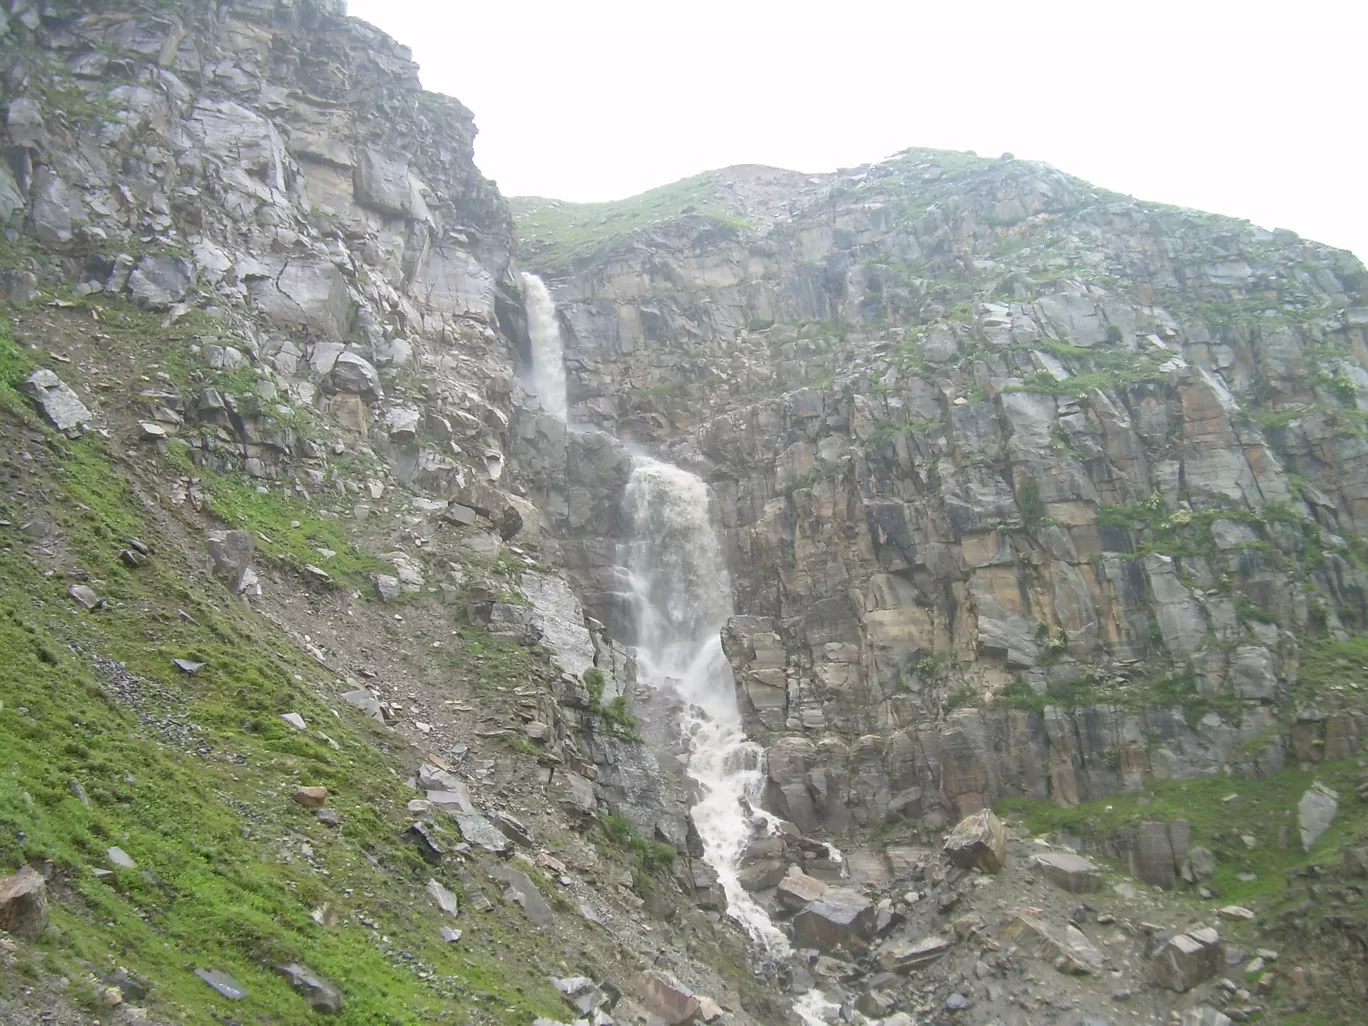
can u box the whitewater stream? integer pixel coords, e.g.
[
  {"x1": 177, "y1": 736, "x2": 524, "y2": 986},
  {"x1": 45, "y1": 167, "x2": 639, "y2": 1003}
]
[
  {"x1": 522, "y1": 278, "x2": 835, "y2": 1024},
  {"x1": 622, "y1": 459, "x2": 836, "y2": 1024},
  {"x1": 521, "y1": 272, "x2": 569, "y2": 421}
]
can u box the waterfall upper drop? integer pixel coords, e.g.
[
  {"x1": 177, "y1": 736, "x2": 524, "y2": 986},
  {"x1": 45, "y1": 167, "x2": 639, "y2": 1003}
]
[
  {"x1": 622, "y1": 459, "x2": 791, "y2": 955},
  {"x1": 521, "y1": 272, "x2": 569, "y2": 421}
]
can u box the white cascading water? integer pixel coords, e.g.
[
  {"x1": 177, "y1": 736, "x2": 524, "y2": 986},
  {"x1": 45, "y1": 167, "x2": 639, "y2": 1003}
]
[
  {"x1": 521, "y1": 272, "x2": 569, "y2": 421},
  {"x1": 622, "y1": 459, "x2": 834, "y2": 1024}
]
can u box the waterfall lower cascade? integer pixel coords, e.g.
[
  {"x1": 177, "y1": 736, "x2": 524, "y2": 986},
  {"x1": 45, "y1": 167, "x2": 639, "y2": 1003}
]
[
  {"x1": 521, "y1": 272, "x2": 569, "y2": 421},
  {"x1": 622, "y1": 458, "x2": 834, "y2": 1024}
]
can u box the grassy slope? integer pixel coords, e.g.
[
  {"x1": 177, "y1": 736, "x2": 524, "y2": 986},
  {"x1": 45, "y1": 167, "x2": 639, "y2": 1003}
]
[
  {"x1": 510, "y1": 171, "x2": 749, "y2": 270},
  {"x1": 1000, "y1": 756, "x2": 1366, "y2": 907},
  {"x1": 0, "y1": 323, "x2": 572, "y2": 1024}
]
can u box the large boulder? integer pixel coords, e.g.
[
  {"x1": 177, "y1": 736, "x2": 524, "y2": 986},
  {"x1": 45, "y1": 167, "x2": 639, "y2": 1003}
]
[
  {"x1": 207, "y1": 530, "x2": 255, "y2": 583},
  {"x1": 451, "y1": 480, "x2": 525, "y2": 540},
  {"x1": 275, "y1": 964, "x2": 343, "y2": 1014},
  {"x1": 328, "y1": 353, "x2": 382, "y2": 404},
  {"x1": 0, "y1": 866, "x2": 47, "y2": 940},
  {"x1": 1033, "y1": 851, "x2": 1102, "y2": 893},
  {"x1": 1298, "y1": 783, "x2": 1339, "y2": 850},
  {"x1": 631, "y1": 970, "x2": 700, "y2": 1025},
  {"x1": 1151, "y1": 927, "x2": 1224, "y2": 992},
  {"x1": 20, "y1": 369, "x2": 92, "y2": 437},
  {"x1": 943, "y1": 809, "x2": 1007, "y2": 872},
  {"x1": 776, "y1": 872, "x2": 828, "y2": 912},
  {"x1": 127, "y1": 253, "x2": 194, "y2": 308},
  {"x1": 792, "y1": 888, "x2": 876, "y2": 954},
  {"x1": 1001, "y1": 915, "x2": 1102, "y2": 974},
  {"x1": 875, "y1": 934, "x2": 953, "y2": 973}
]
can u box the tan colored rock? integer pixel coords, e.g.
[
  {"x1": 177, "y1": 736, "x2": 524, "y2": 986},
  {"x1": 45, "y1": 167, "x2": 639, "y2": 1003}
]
[
  {"x1": 0, "y1": 867, "x2": 48, "y2": 940},
  {"x1": 1001, "y1": 914, "x2": 1102, "y2": 974},
  {"x1": 294, "y1": 786, "x2": 328, "y2": 807},
  {"x1": 875, "y1": 934, "x2": 953, "y2": 972},
  {"x1": 776, "y1": 872, "x2": 828, "y2": 912},
  {"x1": 631, "y1": 970, "x2": 700, "y2": 1025},
  {"x1": 944, "y1": 809, "x2": 1007, "y2": 872}
]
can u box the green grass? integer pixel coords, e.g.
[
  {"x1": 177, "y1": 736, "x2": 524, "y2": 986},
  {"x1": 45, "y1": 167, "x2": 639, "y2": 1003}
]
[
  {"x1": 165, "y1": 442, "x2": 388, "y2": 585},
  {"x1": 1001, "y1": 757, "x2": 1367, "y2": 906},
  {"x1": 511, "y1": 172, "x2": 750, "y2": 269},
  {"x1": 0, "y1": 411, "x2": 573, "y2": 1025}
]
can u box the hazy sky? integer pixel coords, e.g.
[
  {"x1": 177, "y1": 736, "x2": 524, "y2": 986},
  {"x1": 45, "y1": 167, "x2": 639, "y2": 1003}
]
[{"x1": 347, "y1": 0, "x2": 1367, "y2": 261}]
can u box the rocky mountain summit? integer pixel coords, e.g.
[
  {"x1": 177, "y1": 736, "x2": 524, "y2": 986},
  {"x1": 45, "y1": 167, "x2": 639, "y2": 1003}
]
[{"x1": 0, "y1": 1, "x2": 1365, "y2": 1025}]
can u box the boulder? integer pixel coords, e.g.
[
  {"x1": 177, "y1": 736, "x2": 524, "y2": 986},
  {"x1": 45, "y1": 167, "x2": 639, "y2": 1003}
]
[
  {"x1": 1001, "y1": 915, "x2": 1102, "y2": 974},
  {"x1": 426, "y1": 878, "x2": 459, "y2": 917},
  {"x1": 1343, "y1": 846, "x2": 1368, "y2": 878},
  {"x1": 0, "y1": 866, "x2": 48, "y2": 940},
  {"x1": 1179, "y1": 1010, "x2": 1233, "y2": 1026},
  {"x1": 339, "y1": 688, "x2": 384, "y2": 721},
  {"x1": 207, "y1": 530, "x2": 255, "y2": 583},
  {"x1": 792, "y1": 887, "x2": 876, "y2": 954},
  {"x1": 1151, "y1": 927, "x2": 1224, "y2": 992},
  {"x1": 328, "y1": 353, "x2": 382, "y2": 403},
  {"x1": 293, "y1": 786, "x2": 327, "y2": 807},
  {"x1": 1298, "y1": 783, "x2": 1338, "y2": 850},
  {"x1": 1119, "y1": 820, "x2": 1187, "y2": 888},
  {"x1": 776, "y1": 872, "x2": 828, "y2": 912},
  {"x1": 275, "y1": 963, "x2": 343, "y2": 1014},
  {"x1": 631, "y1": 970, "x2": 700, "y2": 1025},
  {"x1": 454, "y1": 812, "x2": 510, "y2": 853},
  {"x1": 736, "y1": 859, "x2": 787, "y2": 891},
  {"x1": 1181, "y1": 846, "x2": 1217, "y2": 883},
  {"x1": 127, "y1": 253, "x2": 194, "y2": 308},
  {"x1": 451, "y1": 480, "x2": 525, "y2": 540},
  {"x1": 875, "y1": 934, "x2": 953, "y2": 972},
  {"x1": 20, "y1": 369, "x2": 92, "y2": 437},
  {"x1": 373, "y1": 574, "x2": 402, "y2": 602},
  {"x1": 943, "y1": 809, "x2": 1007, "y2": 872},
  {"x1": 1034, "y1": 851, "x2": 1103, "y2": 893}
]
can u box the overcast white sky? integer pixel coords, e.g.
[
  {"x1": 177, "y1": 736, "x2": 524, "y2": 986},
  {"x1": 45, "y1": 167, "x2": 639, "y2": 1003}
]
[{"x1": 347, "y1": 0, "x2": 1367, "y2": 261}]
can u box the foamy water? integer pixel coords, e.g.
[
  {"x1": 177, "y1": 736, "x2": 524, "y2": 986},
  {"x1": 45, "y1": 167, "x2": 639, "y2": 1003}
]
[
  {"x1": 521, "y1": 272, "x2": 568, "y2": 421},
  {"x1": 622, "y1": 458, "x2": 835, "y2": 1019}
]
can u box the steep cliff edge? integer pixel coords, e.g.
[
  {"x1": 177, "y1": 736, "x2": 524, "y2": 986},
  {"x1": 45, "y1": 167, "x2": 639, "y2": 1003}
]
[{"x1": 516, "y1": 148, "x2": 1368, "y2": 834}]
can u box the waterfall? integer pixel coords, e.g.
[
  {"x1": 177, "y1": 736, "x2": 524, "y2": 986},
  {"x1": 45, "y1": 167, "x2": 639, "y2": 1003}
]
[
  {"x1": 521, "y1": 272, "x2": 568, "y2": 421},
  {"x1": 622, "y1": 458, "x2": 834, "y2": 1023}
]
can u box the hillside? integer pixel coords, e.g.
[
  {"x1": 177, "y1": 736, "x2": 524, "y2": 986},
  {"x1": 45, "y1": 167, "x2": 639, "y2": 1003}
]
[{"x1": 0, "y1": 3, "x2": 1366, "y2": 1026}]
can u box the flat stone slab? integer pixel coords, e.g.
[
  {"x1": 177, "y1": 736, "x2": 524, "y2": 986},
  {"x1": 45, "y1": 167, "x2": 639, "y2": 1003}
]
[
  {"x1": 1034, "y1": 851, "x2": 1103, "y2": 893},
  {"x1": 195, "y1": 968, "x2": 247, "y2": 1000},
  {"x1": 876, "y1": 934, "x2": 954, "y2": 972}
]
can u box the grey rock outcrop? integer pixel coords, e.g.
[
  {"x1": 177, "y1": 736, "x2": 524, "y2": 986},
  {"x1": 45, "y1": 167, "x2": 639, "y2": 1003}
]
[
  {"x1": 20, "y1": 370, "x2": 91, "y2": 437},
  {"x1": 792, "y1": 887, "x2": 877, "y2": 953},
  {"x1": 1151, "y1": 927, "x2": 1224, "y2": 992},
  {"x1": 1298, "y1": 782, "x2": 1339, "y2": 850}
]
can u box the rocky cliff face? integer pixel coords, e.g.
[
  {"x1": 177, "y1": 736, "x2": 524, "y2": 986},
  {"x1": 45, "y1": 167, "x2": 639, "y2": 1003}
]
[
  {"x1": 3, "y1": 2, "x2": 1368, "y2": 1023},
  {"x1": 517, "y1": 154, "x2": 1368, "y2": 836}
]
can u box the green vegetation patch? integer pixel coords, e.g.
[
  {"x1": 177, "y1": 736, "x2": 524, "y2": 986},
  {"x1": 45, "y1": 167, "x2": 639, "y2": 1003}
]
[
  {"x1": 511, "y1": 172, "x2": 750, "y2": 269},
  {"x1": 1001, "y1": 757, "x2": 1367, "y2": 907},
  {"x1": 0, "y1": 412, "x2": 569, "y2": 1024},
  {"x1": 166, "y1": 442, "x2": 387, "y2": 585}
]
